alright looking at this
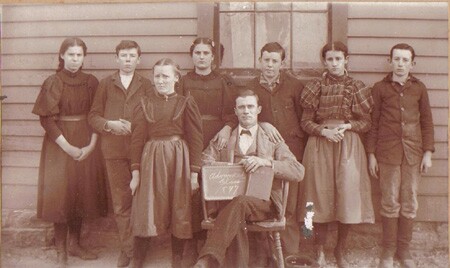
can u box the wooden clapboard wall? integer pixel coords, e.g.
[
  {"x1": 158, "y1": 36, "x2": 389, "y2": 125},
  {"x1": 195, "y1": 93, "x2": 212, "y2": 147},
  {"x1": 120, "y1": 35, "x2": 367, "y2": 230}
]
[
  {"x1": 1, "y1": 2, "x2": 448, "y2": 222},
  {"x1": 346, "y1": 2, "x2": 448, "y2": 221},
  {"x1": 1, "y1": 3, "x2": 198, "y2": 210}
]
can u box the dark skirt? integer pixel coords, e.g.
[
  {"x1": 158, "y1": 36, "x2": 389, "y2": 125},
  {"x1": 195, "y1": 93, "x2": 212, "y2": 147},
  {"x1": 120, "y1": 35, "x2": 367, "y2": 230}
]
[
  {"x1": 37, "y1": 120, "x2": 107, "y2": 223},
  {"x1": 131, "y1": 139, "x2": 193, "y2": 239}
]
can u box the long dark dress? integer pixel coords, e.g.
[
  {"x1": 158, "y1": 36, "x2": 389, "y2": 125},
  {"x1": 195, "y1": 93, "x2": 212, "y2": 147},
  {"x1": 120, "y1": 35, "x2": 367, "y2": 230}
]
[
  {"x1": 179, "y1": 70, "x2": 237, "y2": 148},
  {"x1": 178, "y1": 71, "x2": 237, "y2": 233},
  {"x1": 32, "y1": 69, "x2": 107, "y2": 223},
  {"x1": 129, "y1": 93, "x2": 203, "y2": 239}
]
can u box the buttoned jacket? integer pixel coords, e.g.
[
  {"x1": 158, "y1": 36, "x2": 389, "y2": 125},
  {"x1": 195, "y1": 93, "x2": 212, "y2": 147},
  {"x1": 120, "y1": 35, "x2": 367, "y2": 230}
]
[
  {"x1": 247, "y1": 72, "x2": 306, "y2": 160},
  {"x1": 88, "y1": 71, "x2": 153, "y2": 159},
  {"x1": 366, "y1": 74, "x2": 435, "y2": 165}
]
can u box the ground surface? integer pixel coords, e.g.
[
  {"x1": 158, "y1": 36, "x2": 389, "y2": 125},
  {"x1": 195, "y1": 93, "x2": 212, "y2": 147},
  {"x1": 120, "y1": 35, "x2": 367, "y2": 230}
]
[
  {"x1": 2, "y1": 241, "x2": 448, "y2": 267},
  {"x1": 2, "y1": 212, "x2": 448, "y2": 267}
]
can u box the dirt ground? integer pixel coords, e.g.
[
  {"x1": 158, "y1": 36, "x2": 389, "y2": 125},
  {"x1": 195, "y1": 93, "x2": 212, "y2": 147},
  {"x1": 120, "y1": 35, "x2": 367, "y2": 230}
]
[{"x1": 1, "y1": 240, "x2": 448, "y2": 268}]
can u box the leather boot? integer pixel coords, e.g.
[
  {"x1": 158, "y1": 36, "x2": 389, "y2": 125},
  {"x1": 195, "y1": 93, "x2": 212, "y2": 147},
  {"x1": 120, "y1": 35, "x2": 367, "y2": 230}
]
[
  {"x1": 171, "y1": 235, "x2": 185, "y2": 268},
  {"x1": 397, "y1": 216, "x2": 416, "y2": 268},
  {"x1": 334, "y1": 223, "x2": 350, "y2": 268},
  {"x1": 183, "y1": 238, "x2": 199, "y2": 267},
  {"x1": 130, "y1": 237, "x2": 149, "y2": 268},
  {"x1": 67, "y1": 232, "x2": 98, "y2": 260},
  {"x1": 54, "y1": 223, "x2": 68, "y2": 268},
  {"x1": 314, "y1": 223, "x2": 327, "y2": 266},
  {"x1": 378, "y1": 217, "x2": 398, "y2": 268}
]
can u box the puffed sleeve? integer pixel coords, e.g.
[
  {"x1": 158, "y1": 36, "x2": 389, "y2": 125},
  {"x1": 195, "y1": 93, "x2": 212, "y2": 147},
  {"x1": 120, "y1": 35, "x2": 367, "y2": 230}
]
[
  {"x1": 176, "y1": 77, "x2": 186, "y2": 96},
  {"x1": 348, "y1": 79, "x2": 373, "y2": 133},
  {"x1": 32, "y1": 75, "x2": 64, "y2": 141},
  {"x1": 300, "y1": 79, "x2": 324, "y2": 136},
  {"x1": 183, "y1": 96, "x2": 204, "y2": 173},
  {"x1": 130, "y1": 98, "x2": 150, "y2": 171},
  {"x1": 32, "y1": 75, "x2": 62, "y2": 117}
]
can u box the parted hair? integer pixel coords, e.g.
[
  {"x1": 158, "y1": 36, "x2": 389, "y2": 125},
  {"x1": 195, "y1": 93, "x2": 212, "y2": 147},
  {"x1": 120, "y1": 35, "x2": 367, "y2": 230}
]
[
  {"x1": 153, "y1": 58, "x2": 182, "y2": 79},
  {"x1": 321, "y1": 41, "x2": 348, "y2": 59},
  {"x1": 57, "y1": 37, "x2": 87, "y2": 72},
  {"x1": 189, "y1": 37, "x2": 215, "y2": 56}
]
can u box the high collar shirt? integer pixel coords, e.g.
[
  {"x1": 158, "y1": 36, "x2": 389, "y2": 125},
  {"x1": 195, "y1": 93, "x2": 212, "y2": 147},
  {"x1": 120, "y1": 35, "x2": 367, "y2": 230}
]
[
  {"x1": 238, "y1": 124, "x2": 258, "y2": 154},
  {"x1": 366, "y1": 73, "x2": 435, "y2": 165},
  {"x1": 201, "y1": 124, "x2": 305, "y2": 214}
]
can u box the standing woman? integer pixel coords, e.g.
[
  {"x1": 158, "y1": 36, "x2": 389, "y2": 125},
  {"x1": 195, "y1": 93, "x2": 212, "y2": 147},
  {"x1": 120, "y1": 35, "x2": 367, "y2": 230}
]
[
  {"x1": 299, "y1": 42, "x2": 375, "y2": 267},
  {"x1": 177, "y1": 37, "x2": 236, "y2": 265},
  {"x1": 129, "y1": 58, "x2": 203, "y2": 268},
  {"x1": 32, "y1": 37, "x2": 106, "y2": 266},
  {"x1": 178, "y1": 37, "x2": 237, "y2": 149}
]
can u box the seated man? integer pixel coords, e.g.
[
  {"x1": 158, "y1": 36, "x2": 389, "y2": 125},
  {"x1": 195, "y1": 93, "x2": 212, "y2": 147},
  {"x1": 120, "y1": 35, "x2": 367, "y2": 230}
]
[{"x1": 195, "y1": 89, "x2": 305, "y2": 267}]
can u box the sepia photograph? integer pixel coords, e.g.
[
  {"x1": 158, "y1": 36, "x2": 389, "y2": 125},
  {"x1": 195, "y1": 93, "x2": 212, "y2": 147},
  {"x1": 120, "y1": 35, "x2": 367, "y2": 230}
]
[{"x1": 0, "y1": 2, "x2": 448, "y2": 267}]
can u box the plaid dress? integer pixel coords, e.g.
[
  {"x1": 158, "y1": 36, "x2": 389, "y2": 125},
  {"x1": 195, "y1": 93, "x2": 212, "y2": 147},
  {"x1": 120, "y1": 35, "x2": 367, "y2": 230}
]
[{"x1": 298, "y1": 72, "x2": 375, "y2": 224}]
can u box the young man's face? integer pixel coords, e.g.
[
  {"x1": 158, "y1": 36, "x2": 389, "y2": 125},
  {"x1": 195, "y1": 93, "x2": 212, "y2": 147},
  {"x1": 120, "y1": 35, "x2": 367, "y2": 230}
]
[
  {"x1": 323, "y1": 50, "x2": 348, "y2": 77},
  {"x1": 259, "y1": 51, "x2": 283, "y2": 80},
  {"x1": 116, "y1": 48, "x2": 141, "y2": 75},
  {"x1": 390, "y1": 49, "x2": 414, "y2": 78},
  {"x1": 234, "y1": 95, "x2": 262, "y2": 128}
]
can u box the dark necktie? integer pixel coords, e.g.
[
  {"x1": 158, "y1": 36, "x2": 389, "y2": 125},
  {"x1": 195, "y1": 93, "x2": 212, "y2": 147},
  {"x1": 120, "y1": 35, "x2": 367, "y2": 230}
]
[{"x1": 240, "y1": 129, "x2": 251, "y2": 136}]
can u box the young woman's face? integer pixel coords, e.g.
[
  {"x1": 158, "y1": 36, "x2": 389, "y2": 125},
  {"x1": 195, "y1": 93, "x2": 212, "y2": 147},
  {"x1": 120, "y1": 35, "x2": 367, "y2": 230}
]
[
  {"x1": 192, "y1": 43, "x2": 214, "y2": 71},
  {"x1": 61, "y1": 45, "x2": 85, "y2": 73},
  {"x1": 323, "y1": 50, "x2": 348, "y2": 77},
  {"x1": 153, "y1": 65, "x2": 179, "y2": 95}
]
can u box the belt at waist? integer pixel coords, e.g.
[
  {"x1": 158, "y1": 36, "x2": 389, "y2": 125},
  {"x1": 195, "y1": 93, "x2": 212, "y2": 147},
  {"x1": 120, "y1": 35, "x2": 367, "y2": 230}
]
[
  {"x1": 320, "y1": 119, "x2": 346, "y2": 129},
  {"x1": 201, "y1": 115, "x2": 221, "y2": 121},
  {"x1": 57, "y1": 114, "x2": 87, "y2": 121},
  {"x1": 150, "y1": 135, "x2": 182, "y2": 141}
]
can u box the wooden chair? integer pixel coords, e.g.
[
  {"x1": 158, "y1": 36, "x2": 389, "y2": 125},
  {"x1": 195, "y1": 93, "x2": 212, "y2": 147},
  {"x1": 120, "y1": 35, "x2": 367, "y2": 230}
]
[{"x1": 200, "y1": 165, "x2": 290, "y2": 268}]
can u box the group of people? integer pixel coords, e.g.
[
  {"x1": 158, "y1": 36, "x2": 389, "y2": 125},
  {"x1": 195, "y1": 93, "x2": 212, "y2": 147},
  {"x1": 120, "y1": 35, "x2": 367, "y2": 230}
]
[{"x1": 32, "y1": 36, "x2": 434, "y2": 268}]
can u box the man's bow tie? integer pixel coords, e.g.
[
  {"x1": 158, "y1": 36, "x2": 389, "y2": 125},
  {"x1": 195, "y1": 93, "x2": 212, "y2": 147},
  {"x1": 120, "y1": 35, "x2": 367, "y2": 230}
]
[{"x1": 240, "y1": 129, "x2": 252, "y2": 136}]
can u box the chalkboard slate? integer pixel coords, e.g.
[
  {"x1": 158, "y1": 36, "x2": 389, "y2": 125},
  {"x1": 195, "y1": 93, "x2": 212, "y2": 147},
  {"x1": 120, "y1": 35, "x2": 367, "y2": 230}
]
[
  {"x1": 202, "y1": 165, "x2": 247, "y2": 200},
  {"x1": 202, "y1": 164, "x2": 274, "y2": 201}
]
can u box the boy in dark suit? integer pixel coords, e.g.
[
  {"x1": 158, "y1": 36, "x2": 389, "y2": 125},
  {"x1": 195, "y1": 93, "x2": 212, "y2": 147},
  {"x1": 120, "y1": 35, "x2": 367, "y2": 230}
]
[
  {"x1": 88, "y1": 40, "x2": 153, "y2": 267},
  {"x1": 366, "y1": 43, "x2": 434, "y2": 268}
]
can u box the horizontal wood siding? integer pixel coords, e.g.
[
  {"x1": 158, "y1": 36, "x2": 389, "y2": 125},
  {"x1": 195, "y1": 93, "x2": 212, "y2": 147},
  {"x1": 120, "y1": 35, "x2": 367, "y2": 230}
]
[
  {"x1": 347, "y1": 2, "x2": 448, "y2": 222},
  {"x1": 2, "y1": 2, "x2": 448, "y2": 223},
  {"x1": 1, "y1": 3, "x2": 198, "y2": 210}
]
